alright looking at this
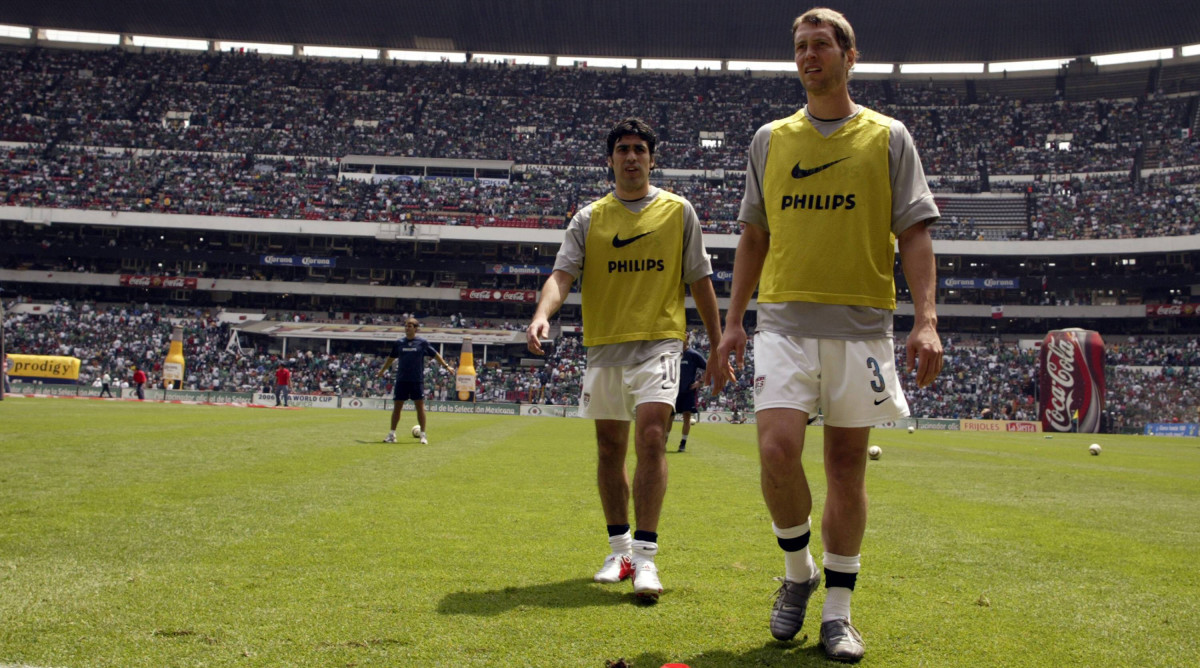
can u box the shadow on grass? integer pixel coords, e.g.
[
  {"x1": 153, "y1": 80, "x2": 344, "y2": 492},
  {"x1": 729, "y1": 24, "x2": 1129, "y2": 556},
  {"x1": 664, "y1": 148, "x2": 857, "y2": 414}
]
[
  {"x1": 437, "y1": 577, "x2": 641, "y2": 615},
  {"x1": 625, "y1": 637, "x2": 829, "y2": 667}
]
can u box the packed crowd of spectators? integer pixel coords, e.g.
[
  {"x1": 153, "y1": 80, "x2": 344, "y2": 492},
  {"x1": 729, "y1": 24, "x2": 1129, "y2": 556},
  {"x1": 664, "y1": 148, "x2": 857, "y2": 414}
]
[
  {"x1": 5, "y1": 144, "x2": 1200, "y2": 240},
  {"x1": 2, "y1": 47, "x2": 1199, "y2": 240},
  {"x1": 6, "y1": 298, "x2": 1197, "y2": 432}
]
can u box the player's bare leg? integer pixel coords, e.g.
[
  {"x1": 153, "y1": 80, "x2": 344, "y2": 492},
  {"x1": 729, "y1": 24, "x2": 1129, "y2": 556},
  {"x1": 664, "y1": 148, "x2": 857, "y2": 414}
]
[
  {"x1": 816, "y1": 426, "x2": 870, "y2": 662},
  {"x1": 385, "y1": 401, "x2": 404, "y2": 442},
  {"x1": 415, "y1": 400, "x2": 428, "y2": 443},
  {"x1": 629, "y1": 401, "x2": 672, "y2": 598},
  {"x1": 593, "y1": 420, "x2": 635, "y2": 584},
  {"x1": 758, "y1": 407, "x2": 821, "y2": 640}
]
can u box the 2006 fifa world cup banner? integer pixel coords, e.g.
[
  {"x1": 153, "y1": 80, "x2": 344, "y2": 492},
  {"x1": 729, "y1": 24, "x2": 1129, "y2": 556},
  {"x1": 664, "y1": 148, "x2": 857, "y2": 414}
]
[
  {"x1": 1038, "y1": 328, "x2": 1106, "y2": 433},
  {"x1": 8, "y1": 354, "x2": 82, "y2": 383}
]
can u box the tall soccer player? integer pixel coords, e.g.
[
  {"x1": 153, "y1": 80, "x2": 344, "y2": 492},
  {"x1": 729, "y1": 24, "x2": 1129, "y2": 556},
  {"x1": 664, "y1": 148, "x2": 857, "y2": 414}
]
[
  {"x1": 376, "y1": 317, "x2": 454, "y2": 444},
  {"x1": 715, "y1": 8, "x2": 943, "y2": 662},
  {"x1": 527, "y1": 118, "x2": 730, "y2": 601}
]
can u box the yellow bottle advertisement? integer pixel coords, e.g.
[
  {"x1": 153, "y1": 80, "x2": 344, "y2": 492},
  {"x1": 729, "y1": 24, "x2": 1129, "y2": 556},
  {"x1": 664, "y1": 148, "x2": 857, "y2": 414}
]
[
  {"x1": 163, "y1": 326, "x2": 186, "y2": 390},
  {"x1": 455, "y1": 336, "x2": 476, "y2": 402}
]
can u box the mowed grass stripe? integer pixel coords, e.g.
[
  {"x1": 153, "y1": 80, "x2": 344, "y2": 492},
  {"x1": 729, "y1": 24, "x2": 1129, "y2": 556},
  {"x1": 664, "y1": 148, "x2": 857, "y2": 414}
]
[{"x1": 3, "y1": 399, "x2": 1200, "y2": 666}]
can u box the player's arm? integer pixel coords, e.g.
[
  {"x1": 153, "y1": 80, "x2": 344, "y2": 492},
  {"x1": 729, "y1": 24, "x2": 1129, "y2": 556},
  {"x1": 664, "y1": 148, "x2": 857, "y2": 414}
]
[
  {"x1": 527, "y1": 269, "x2": 574, "y2": 355},
  {"x1": 898, "y1": 220, "x2": 942, "y2": 388},
  {"x1": 431, "y1": 350, "x2": 454, "y2": 373},
  {"x1": 375, "y1": 357, "x2": 395, "y2": 377},
  {"x1": 689, "y1": 276, "x2": 732, "y2": 393},
  {"x1": 716, "y1": 222, "x2": 769, "y2": 371}
]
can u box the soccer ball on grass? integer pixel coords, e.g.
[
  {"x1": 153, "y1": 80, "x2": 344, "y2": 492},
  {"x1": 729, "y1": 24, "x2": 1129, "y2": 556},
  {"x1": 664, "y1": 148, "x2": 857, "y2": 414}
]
[
  {"x1": 1089, "y1": 443, "x2": 1101, "y2": 456},
  {"x1": 412, "y1": 425, "x2": 422, "y2": 439},
  {"x1": 867, "y1": 445, "x2": 882, "y2": 460}
]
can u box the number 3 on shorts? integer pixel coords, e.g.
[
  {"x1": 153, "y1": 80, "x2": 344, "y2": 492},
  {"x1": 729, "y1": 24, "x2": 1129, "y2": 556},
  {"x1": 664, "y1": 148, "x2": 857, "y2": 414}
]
[{"x1": 866, "y1": 357, "x2": 886, "y2": 394}]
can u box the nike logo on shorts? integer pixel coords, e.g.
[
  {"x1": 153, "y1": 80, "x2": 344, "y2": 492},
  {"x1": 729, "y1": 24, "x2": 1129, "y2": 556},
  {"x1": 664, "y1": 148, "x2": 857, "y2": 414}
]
[
  {"x1": 612, "y1": 231, "x2": 654, "y2": 248},
  {"x1": 873, "y1": 396, "x2": 890, "y2": 406},
  {"x1": 791, "y1": 157, "x2": 850, "y2": 179}
]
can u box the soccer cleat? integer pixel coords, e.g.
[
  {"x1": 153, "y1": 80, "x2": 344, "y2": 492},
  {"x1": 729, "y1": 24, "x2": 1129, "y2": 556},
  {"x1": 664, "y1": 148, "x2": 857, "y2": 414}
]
[
  {"x1": 593, "y1": 553, "x2": 634, "y2": 583},
  {"x1": 632, "y1": 559, "x2": 662, "y2": 600},
  {"x1": 383, "y1": 433, "x2": 396, "y2": 443},
  {"x1": 677, "y1": 444, "x2": 686, "y2": 453},
  {"x1": 819, "y1": 618, "x2": 865, "y2": 663},
  {"x1": 769, "y1": 572, "x2": 821, "y2": 641},
  {"x1": 419, "y1": 434, "x2": 428, "y2": 445}
]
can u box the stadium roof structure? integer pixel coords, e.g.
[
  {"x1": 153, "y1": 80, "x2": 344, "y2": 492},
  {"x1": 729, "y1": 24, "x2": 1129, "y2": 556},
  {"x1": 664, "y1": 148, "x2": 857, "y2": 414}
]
[{"x1": 3, "y1": 0, "x2": 1199, "y2": 65}]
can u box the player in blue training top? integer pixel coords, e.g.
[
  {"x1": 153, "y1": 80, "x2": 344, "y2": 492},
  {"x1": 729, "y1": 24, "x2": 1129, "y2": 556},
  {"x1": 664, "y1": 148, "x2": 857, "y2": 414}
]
[
  {"x1": 376, "y1": 317, "x2": 454, "y2": 444},
  {"x1": 671, "y1": 342, "x2": 708, "y2": 452}
]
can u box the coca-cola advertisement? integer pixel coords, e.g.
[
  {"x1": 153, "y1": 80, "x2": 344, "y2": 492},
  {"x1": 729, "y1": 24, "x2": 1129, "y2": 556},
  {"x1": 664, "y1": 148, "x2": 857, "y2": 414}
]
[
  {"x1": 119, "y1": 275, "x2": 198, "y2": 290},
  {"x1": 1145, "y1": 303, "x2": 1199, "y2": 317},
  {"x1": 1038, "y1": 328, "x2": 1106, "y2": 433},
  {"x1": 458, "y1": 288, "x2": 536, "y2": 303}
]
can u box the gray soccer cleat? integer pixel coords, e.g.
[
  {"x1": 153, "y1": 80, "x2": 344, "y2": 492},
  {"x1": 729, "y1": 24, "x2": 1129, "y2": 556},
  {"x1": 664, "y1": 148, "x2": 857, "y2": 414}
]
[
  {"x1": 819, "y1": 617, "x2": 865, "y2": 663},
  {"x1": 769, "y1": 572, "x2": 821, "y2": 641}
]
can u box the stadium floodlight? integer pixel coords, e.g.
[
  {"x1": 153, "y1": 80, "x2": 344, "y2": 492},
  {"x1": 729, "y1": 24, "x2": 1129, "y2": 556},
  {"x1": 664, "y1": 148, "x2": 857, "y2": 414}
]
[
  {"x1": 388, "y1": 50, "x2": 467, "y2": 63},
  {"x1": 989, "y1": 58, "x2": 1071, "y2": 73},
  {"x1": 1181, "y1": 44, "x2": 1200, "y2": 57},
  {"x1": 130, "y1": 35, "x2": 208, "y2": 51},
  {"x1": 303, "y1": 45, "x2": 379, "y2": 60},
  {"x1": 471, "y1": 53, "x2": 550, "y2": 66},
  {"x1": 641, "y1": 58, "x2": 723, "y2": 71},
  {"x1": 42, "y1": 29, "x2": 120, "y2": 45},
  {"x1": 556, "y1": 56, "x2": 636, "y2": 69},
  {"x1": 1090, "y1": 48, "x2": 1172, "y2": 66},
  {"x1": 727, "y1": 60, "x2": 796, "y2": 72},
  {"x1": 852, "y1": 62, "x2": 895, "y2": 74},
  {"x1": 219, "y1": 41, "x2": 294, "y2": 56},
  {"x1": 900, "y1": 62, "x2": 985, "y2": 74},
  {"x1": 0, "y1": 24, "x2": 32, "y2": 39}
]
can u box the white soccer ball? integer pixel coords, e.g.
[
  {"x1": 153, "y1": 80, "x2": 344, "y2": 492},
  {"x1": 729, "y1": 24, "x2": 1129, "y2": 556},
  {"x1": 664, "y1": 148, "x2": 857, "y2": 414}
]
[
  {"x1": 907, "y1": 426, "x2": 915, "y2": 434},
  {"x1": 868, "y1": 445, "x2": 882, "y2": 460},
  {"x1": 1089, "y1": 443, "x2": 1101, "y2": 456},
  {"x1": 412, "y1": 425, "x2": 422, "y2": 438}
]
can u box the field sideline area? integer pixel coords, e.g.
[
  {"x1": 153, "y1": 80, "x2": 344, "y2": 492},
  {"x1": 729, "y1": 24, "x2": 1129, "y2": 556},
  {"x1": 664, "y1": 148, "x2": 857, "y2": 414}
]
[{"x1": 1, "y1": 398, "x2": 1198, "y2": 667}]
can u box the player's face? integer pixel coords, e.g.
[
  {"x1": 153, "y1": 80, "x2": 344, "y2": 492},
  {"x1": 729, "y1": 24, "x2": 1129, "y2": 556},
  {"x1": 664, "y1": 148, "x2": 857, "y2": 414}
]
[
  {"x1": 405, "y1": 321, "x2": 418, "y2": 338},
  {"x1": 607, "y1": 135, "x2": 653, "y2": 199},
  {"x1": 793, "y1": 22, "x2": 854, "y2": 96}
]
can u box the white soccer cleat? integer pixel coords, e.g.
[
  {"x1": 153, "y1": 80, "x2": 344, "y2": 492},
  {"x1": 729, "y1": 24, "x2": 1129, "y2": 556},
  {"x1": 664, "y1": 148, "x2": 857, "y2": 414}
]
[
  {"x1": 383, "y1": 433, "x2": 396, "y2": 443},
  {"x1": 632, "y1": 559, "x2": 663, "y2": 600},
  {"x1": 419, "y1": 434, "x2": 428, "y2": 445},
  {"x1": 593, "y1": 553, "x2": 634, "y2": 583}
]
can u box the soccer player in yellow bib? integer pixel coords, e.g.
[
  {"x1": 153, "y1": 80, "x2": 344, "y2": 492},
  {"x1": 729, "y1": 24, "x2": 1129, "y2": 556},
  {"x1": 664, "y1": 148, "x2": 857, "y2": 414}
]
[
  {"x1": 527, "y1": 118, "x2": 729, "y2": 602},
  {"x1": 714, "y1": 8, "x2": 944, "y2": 662}
]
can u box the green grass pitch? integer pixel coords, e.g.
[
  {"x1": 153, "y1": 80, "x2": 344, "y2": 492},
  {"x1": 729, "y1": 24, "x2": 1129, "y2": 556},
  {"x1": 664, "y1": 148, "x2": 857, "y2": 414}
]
[{"x1": 1, "y1": 398, "x2": 1198, "y2": 667}]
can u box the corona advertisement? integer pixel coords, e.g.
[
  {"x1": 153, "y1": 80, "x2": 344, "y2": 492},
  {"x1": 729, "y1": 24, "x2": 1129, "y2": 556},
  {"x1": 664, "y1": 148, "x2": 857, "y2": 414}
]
[
  {"x1": 455, "y1": 337, "x2": 477, "y2": 402},
  {"x1": 162, "y1": 326, "x2": 186, "y2": 389}
]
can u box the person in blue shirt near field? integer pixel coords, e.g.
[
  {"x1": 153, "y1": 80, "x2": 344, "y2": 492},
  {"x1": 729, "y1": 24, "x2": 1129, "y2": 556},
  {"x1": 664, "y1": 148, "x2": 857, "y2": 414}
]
[
  {"x1": 376, "y1": 317, "x2": 453, "y2": 444},
  {"x1": 671, "y1": 343, "x2": 708, "y2": 452}
]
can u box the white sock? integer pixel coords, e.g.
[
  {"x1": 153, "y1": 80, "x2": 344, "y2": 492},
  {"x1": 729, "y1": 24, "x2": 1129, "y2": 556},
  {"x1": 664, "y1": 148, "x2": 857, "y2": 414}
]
[
  {"x1": 631, "y1": 539, "x2": 657, "y2": 564},
  {"x1": 773, "y1": 520, "x2": 816, "y2": 583},
  {"x1": 822, "y1": 552, "x2": 861, "y2": 623},
  {"x1": 608, "y1": 531, "x2": 633, "y2": 555},
  {"x1": 388, "y1": 430, "x2": 396, "y2": 436}
]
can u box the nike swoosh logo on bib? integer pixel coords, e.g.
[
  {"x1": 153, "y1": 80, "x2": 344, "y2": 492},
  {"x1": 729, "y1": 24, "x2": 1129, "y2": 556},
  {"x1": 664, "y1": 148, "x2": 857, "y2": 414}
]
[
  {"x1": 791, "y1": 157, "x2": 850, "y2": 179},
  {"x1": 612, "y1": 231, "x2": 654, "y2": 248}
]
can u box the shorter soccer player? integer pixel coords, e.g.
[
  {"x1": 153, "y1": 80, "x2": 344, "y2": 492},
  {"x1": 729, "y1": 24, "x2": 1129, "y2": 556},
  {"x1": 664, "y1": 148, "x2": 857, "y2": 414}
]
[
  {"x1": 376, "y1": 318, "x2": 454, "y2": 444},
  {"x1": 671, "y1": 343, "x2": 707, "y2": 452}
]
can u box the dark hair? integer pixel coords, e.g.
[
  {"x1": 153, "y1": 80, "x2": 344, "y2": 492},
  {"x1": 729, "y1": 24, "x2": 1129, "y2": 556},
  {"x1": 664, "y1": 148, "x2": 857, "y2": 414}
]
[{"x1": 606, "y1": 117, "x2": 657, "y2": 157}]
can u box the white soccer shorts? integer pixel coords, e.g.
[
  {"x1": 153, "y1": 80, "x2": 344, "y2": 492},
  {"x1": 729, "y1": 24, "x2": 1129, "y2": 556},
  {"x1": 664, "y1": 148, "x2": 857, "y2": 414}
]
[
  {"x1": 579, "y1": 351, "x2": 681, "y2": 421},
  {"x1": 752, "y1": 331, "x2": 909, "y2": 428}
]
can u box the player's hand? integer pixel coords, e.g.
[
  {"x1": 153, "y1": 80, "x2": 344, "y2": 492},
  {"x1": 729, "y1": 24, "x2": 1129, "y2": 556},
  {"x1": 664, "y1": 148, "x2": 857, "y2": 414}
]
[
  {"x1": 906, "y1": 322, "x2": 943, "y2": 389},
  {"x1": 716, "y1": 322, "x2": 747, "y2": 369},
  {"x1": 707, "y1": 327, "x2": 740, "y2": 395},
  {"x1": 526, "y1": 317, "x2": 550, "y2": 355}
]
